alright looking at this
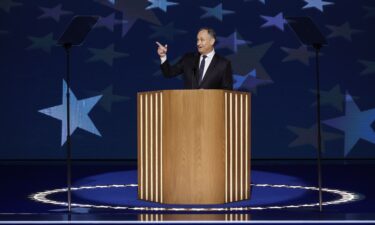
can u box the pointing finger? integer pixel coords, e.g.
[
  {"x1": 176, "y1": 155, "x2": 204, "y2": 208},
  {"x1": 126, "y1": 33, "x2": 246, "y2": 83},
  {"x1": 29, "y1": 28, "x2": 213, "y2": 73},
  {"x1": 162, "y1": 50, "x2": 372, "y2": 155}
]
[{"x1": 156, "y1": 41, "x2": 163, "y2": 48}]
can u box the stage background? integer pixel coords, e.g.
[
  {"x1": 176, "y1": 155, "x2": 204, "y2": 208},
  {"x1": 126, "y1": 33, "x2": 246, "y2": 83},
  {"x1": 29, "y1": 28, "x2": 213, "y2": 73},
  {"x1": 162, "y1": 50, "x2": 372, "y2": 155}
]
[{"x1": 1, "y1": 0, "x2": 374, "y2": 159}]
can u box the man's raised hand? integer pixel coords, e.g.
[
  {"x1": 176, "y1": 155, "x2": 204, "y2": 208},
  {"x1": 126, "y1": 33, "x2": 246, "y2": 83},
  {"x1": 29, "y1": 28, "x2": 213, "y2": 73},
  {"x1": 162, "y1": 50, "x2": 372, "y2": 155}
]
[{"x1": 156, "y1": 41, "x2": 168, "y2": 58}]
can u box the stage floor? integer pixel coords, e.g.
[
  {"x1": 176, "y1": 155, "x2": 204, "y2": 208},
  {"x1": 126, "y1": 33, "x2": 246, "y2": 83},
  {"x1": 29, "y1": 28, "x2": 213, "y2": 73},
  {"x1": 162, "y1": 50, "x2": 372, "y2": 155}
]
[{"x1": 1, "y1": 159, "x2": 374, "y2": 223}]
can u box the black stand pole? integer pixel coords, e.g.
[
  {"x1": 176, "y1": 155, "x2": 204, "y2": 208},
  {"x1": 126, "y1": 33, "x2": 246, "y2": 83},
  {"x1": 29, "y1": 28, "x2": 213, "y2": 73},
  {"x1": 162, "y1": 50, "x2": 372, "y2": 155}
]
[
  {"x1": 63, "y1": 43, "x2": 73, "y2": 213},
  {"x1": 313, "y1": 43, "x2": 323, "y2": 212},
  {"x1": 57, "y1": 15, "x2": 99, "y2": 216},
  {"x1": 286, "y1": 16, "x2": 327, "y2": 212}
]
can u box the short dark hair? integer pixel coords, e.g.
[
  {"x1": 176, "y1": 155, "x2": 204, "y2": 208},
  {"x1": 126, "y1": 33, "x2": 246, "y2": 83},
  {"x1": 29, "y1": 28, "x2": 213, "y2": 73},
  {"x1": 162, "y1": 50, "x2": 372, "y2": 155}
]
[{"x1": 198, "y1": 27, "x2": 216, "y2": 41}]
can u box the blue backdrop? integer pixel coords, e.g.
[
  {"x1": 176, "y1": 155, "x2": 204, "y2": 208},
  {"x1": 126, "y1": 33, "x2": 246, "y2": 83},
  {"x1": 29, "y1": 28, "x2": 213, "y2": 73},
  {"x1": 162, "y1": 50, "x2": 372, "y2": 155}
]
[{"x1": 1, "y1": 0, "x2": 374, "y2": 159}]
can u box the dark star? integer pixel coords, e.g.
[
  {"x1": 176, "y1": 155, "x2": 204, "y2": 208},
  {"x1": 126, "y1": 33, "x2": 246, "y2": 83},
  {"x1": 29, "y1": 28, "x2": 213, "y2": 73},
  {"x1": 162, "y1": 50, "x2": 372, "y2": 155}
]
[
  {"x1": 280, "y1": 45, "x2": 315, "y2": 65},
  {"x1": 87, "y1": 44, "x2": 129, "y2": 66},
  {"x1": 95, "y1": 0, "x2": 161, "y2": 37},
  {"x1": 326, "y1": 22, "x2": 362, "y2": 41},
  {"x1": 287, "y1": 124, "x2": 342, "y2": 152},
  {"x1": 227, "y1": 42, "x2": 274, "y2": 81},
  {"x1": 27, "y1": 32, "x2": 56, "y2": 53},
  {"x1": 358, "y1": 60, "x2": 375, "y2": 76},
  {"x1": 38, "y1": 4, "x2": 73, "y2": 22},
  {"x1": 86, "y1": 85, "x2": 130, "y2": 112},
  {"x1": 149, "y1": 22, "x2": 187, "y2": 41},
  {"x1": 0, "y1": 0, "x2": 22, "y2": 13}
]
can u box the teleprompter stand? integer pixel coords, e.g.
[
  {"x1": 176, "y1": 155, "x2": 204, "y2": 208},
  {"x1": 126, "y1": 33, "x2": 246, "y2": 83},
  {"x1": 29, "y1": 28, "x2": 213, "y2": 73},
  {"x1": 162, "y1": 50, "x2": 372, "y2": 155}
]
[
  {"x1": 57, "y1": 15, "x2": 99, "y2": 213},
  {"x1": 286, "y1": 16, "x2": 327, "y2": 212}
]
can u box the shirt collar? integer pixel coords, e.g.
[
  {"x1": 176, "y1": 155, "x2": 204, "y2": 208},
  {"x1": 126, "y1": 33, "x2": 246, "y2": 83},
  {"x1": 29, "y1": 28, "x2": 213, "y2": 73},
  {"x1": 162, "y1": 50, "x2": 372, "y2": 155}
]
[{"x1": 201, "y1": 49, "x2": 215, "y2": 59}]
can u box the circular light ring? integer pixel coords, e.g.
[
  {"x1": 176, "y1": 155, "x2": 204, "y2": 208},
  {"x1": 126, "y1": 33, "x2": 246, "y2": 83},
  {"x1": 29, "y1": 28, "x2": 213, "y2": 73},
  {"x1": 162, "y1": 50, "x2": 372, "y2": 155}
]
[{"x1": 30, "y1": 183, "x2": 360, "y2": 211}]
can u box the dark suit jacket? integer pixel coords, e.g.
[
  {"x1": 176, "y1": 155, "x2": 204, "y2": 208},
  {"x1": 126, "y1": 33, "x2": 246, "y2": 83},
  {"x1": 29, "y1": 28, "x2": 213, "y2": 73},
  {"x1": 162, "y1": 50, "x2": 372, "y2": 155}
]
[{"x1": 160, "y1": 52, "x2": 233, "y2": 90}]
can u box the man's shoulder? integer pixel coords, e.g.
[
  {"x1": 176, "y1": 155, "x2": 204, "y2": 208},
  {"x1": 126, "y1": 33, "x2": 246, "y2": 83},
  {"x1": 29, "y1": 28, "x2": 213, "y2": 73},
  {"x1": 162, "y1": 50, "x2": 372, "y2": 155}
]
[
  {"x1": 214, "y1": 53, "x2": 231, "y2": 64},
  {"x1": 183, "y1": 52, "x2": 198, "y2": 59}
]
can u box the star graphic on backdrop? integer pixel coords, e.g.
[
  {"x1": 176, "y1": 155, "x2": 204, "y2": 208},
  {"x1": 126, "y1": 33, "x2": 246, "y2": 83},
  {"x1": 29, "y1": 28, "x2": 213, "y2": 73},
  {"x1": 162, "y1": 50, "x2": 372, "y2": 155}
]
[
  {"x1": 95, "y1": 0, "x2": 161, "y2": 37},
  {"x1": 244, "y1": 0, "x2": 266, "y2": 4},
  {"x1": 233, "y1": 69, "x2": 273, "y2": 93},
  {"x1": 310, "y1": 85, "x2": 345, "y2": 112},
  {"x1": 323, "y1": 92, "x2": 375, "y2": 156},
  {"x1": 363, "y1": 6, "x2": 375, "y2": 19},
  {"x1": 39, "y1": 80, "x2": 102, "y2": 146},
  {"x1": 38, "y1": 4, "x2": 73, "y2": 22},
  {"x1": 87, "y1": 44, "x2": 128, "y2": 66},
  {"x1": 95, "y1": 12, "x2": 125, "y2": 32},
  {"x1": 287, "y1": 124, "x2": 342, "y2": 152},
  {"x1": 216, "y1": 31, "x2": 250, "y2": 53},
  {"x1": 146, "y1": 0, "x2": 178, "y2": 12},
  {"x1": 326, "y1": 22, "x2": 362, "y2": 41},
  {"x1": 200, "y1": 3, "x2": 234, "y2": 22},
  {"x1": 87, "y1": 85, "x2": 130, "y2": 112},
  {"x1": 149, "y1": 22, "x2": 187, "y2": 41},
  {"x1": 280, "y1": 45, "x2": 315, "y2": 65},
  {"x1": 227, "y1": 42, "x2": 273, "y2": 82},
  {"x1": 302, "y1": 0, "x2": 334, "y2": 12},
  {"x1": 358, "y1": 60, "x2": 375, "y2": 75},
  {"x1": 0, "y1": 0, "x2": 22, "y2": 13},
  {"x1": 260, "y1": 12, "x2": 287, "y2": 31},
  {"x1": 0, "y1": 30, "x2": 9, "y2": 35},
  {"x1": 27, "y1": 32, "x2": 56, "y2": 53}
]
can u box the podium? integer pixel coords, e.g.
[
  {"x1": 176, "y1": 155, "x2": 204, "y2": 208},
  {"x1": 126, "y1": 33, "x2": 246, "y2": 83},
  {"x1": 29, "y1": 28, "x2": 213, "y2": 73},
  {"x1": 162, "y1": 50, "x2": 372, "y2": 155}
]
[{"x1": 137, "y1": 90, "x2": 251, "y2": 204}]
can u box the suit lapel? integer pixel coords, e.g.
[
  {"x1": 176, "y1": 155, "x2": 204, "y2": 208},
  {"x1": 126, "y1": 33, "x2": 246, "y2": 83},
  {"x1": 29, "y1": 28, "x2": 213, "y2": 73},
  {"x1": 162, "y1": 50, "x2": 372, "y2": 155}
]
[
  {"x1": 194, "y1": 54, "x2": 200, "y2": 87},
  {"x1": 200, "y1": 54, "x2": 218, "y2": 87}
]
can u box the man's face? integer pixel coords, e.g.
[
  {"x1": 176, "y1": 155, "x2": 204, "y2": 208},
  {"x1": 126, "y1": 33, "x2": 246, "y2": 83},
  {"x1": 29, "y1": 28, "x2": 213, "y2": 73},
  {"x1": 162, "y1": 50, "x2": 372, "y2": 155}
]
[{"x1": 197, "y1": 30, "x2": 215, "y2": 55}]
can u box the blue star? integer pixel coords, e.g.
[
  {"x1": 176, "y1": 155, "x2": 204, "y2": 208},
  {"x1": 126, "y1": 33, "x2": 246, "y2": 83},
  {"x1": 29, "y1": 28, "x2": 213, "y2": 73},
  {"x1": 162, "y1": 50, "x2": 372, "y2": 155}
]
[
  {"x1": 233, "y1": 69, "x2": 273, "y2": 92},
  {"x1": 323, "y1": 92, "x2": 375, "y2": 156},
  {"x1": 260, "y1": 12, "x2": 287, "y2": 31},
  {"x1": 216, "y1": 31, "x2": 250, "y2": 53},
  {"x1": 302, "y1": 0, "x2": 334, "y2": 12},
  {"x1": 200, "y1": 3, "x2": 234, "y2": 22},
  {"x1": 146, "y1": 0, "x2": 178, "y2": 12},
  {"x1": 233, "y1": 74, "x2": 247, "y2": 90},
  {"x1": 39, "y1": 80, "x2": 102, "y2": 146},
  {"x1": 244, "y1": 0, "x2": 266, "y2": 4}
]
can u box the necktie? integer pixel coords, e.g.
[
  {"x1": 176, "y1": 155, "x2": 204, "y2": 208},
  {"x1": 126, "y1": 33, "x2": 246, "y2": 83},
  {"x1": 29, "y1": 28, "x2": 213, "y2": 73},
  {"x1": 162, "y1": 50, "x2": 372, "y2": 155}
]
[{"x1": 198, "y1": 55, "x2": 207, "y2": 84}]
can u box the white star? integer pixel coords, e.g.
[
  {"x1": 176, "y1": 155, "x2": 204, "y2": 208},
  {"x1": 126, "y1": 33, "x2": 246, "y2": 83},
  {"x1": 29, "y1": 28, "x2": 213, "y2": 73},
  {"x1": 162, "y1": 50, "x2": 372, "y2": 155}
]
[{"x1": 39, "y1": 80, "x2": 102, "y2": 146}]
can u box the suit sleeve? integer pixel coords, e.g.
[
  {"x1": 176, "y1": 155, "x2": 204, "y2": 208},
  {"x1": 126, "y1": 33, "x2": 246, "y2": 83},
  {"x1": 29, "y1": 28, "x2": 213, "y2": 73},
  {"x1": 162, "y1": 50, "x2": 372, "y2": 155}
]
[
  {"x1": 160, "y1": 55, "x2": 185, "y2": 78},
  {"x1": 222, "y1": 60, "x2": 233, "y2": 90}
]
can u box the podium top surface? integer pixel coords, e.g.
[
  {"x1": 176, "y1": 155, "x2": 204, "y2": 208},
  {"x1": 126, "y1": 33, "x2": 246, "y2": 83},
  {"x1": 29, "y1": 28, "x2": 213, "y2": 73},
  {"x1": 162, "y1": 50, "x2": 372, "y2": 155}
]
[{"x1": 137, "y1": 89, "x2": 251, "y2": 95}]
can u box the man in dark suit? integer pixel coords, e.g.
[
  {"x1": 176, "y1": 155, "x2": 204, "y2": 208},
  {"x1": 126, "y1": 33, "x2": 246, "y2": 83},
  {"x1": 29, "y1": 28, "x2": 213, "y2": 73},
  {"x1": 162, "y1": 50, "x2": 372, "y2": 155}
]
[{"x1": 156, "y1": 28, "x2": 233, "y2": 90}]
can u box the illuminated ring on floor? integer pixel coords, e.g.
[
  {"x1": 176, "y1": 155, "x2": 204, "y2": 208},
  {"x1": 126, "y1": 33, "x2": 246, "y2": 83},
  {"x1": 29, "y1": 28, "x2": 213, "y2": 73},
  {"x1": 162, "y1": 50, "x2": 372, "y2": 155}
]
[{"x1": 30, "y1": 184, "x2": 360, "y2": 211}]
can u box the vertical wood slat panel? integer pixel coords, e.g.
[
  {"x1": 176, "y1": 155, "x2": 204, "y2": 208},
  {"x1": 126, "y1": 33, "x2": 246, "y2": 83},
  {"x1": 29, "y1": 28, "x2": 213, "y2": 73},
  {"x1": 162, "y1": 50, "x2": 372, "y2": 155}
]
[
  {"x1": 225, "y1": 92, "x2": 250, "y2": 202},
  {"x1": 241, "y1": 95, "x2": 248, "y2": 199},
  {"x1": 150, "y1": 94, "x2": 154, "y2": 201},
  {"x1": 235, "y1": 93, "x2": 238, "y2": 201},
  {"x1": 246, "y1": 94, "x2": 250, "y2": 199},
  {"x1": 138, "y1": 94, "x2": 143, "y2": 199},
  {"x1": 229, "y1": 92, "x2": 234, "y2": 202},
  {"x1": 225, "y1": 92, "x2": 228, "y2": 203},
  {"x1": 138, "y1": 92, "x2": 163, "y2": 202}
]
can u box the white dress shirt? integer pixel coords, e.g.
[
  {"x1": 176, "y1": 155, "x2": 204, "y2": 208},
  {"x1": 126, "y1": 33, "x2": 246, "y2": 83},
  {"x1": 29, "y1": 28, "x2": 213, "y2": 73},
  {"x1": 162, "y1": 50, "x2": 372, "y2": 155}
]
[{"x1": 199, "y1": 49, "x2": 215, "y2": 80}]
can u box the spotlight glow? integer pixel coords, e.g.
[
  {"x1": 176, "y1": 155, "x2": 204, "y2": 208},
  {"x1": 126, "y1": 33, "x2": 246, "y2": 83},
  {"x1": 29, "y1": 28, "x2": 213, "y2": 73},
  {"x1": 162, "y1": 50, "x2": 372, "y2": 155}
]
[{"x1": 30, "y1": 183, "x2": 360, "y2": 211}]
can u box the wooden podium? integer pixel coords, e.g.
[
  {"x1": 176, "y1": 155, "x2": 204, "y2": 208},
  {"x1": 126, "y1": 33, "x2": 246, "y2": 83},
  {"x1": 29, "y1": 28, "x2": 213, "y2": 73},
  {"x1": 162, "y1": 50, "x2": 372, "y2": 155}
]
[{"x1": 137, "y1": 90, "x2": 251, "y2": 204}]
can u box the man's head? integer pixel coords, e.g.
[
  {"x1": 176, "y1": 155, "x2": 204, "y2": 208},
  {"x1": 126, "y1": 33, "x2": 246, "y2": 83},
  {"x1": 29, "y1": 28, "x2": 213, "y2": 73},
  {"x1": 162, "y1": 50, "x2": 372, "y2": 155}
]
[{"x1": 197, "y1": 28, "x2": 216, "y2": 55}]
